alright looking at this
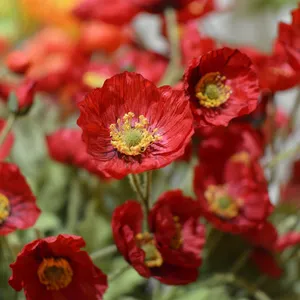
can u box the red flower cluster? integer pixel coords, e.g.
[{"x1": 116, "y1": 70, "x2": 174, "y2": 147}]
[
  {"x1": 184, "y1": 47, "x2": 260, "y2": 127},
  {"x1": 112, "y1": 190, "x2": 205, "y2": 284},
  {"x1": 194, "y1": 124, "x2": 272, "y2": 233},
  {"x1": 0, "y1": 162, "x2": 40, "y2": 235},
  {"x1": 9, "y1": 234, "x2": 108, "y2": 300},
  {"x1": 78, "y1": 72, "x2": 194, "y2": 179}
]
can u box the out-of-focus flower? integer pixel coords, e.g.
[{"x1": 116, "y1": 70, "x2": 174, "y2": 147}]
[
  {"x1": 278, "y1": 5, "x2": 300, "y2": 70},
  {"x1": 243, "y1": 42, "x2": 300, "y2": 93},
  {"x1": 0, "y1": 80, "x2": 36, "y2": 114},
  {"x1": 0, "y1": 162, "x2": 40, "y2": 235},
  {"x1": 5, "y1": 51, "x2": 31, "y2": 74},
  {"x1": 46, "y1": 128, "x2": 109, "y2": 179},
  {"x1": 276, "y1": 232, "x2": 300, "y2": 251},
  {"x1": 73, "y1": 0, "x2": 139, "y2": 26},
  {"x1": 0, "y1": 120, "x2": 14, "y2": 161},
  {"x1": 132, "y1": 0, "x2": 196, "y2": 14},
  {"x1": 78, "y1": 21, "x2": 133, "y2": 54},
  {"x1": 112, "y1": 190, "x2": 205, "y2": 285},
  {"x1": 183, "y1": 47, "x2": 259, "y2": 128},
  {"x1": 77, "y1": 72, "x2": 194, "y2": 179},
  {"x1": 116, "y1": 49, "x2": 168, "y2": 84},
  {"x1": 180, "y1": 22, "x2": 216, "y2": 66},
  {"x1": 9, "y1": 234, "x2": 108, "y2": 299}
]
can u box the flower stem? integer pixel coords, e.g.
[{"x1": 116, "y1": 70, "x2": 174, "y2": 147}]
[
  {"x1": 205, "y1": 229, "x2": 223, "y2": 258},
  {"x1": 108, "y1": 264, "x2": 131, "y2": 281},
  {"x1": 158, "y1": 7, "x2": 182, "y2": 86},
  {"x1": 90, "y1": 245, "x2": 117, "y2": 261},
  {"x1": 144, "y1": 171, "x2": 152, "y2": 208},
  {"x1": 263, "y1": 143, "x2": 300, "y2": 169},
  {"x1": 231, "y1": 249, "x2": 252, "y2": 274},
  {"x1": 0, "y1": 114, "x2": 16, "y2": 147}
]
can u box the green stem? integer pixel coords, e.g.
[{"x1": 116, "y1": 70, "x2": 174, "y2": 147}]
[
  {"x1": 263, "y1": 143, "x2": 300, "y2": 169},
  {"x1": 205, "y1": 229, "x2": 223, "y2": 258},
  {"x1": 158, "y1": 7, "x2": 182, "y2": 86},
  {"x1": 144, "y1": 171, "x2": 152, "y2": 208},
  {"x1": 108, "y1": 264, "x2": 131, "y2": 281},
  {"x1": 0, "y1": 114, "x2": 16, "y2": 147},
  {"x1": 66, "y1": 172, "x2": 82, "y2": 233},
  {"x1": 90, "y1": 245, "x2": 117, "y2": 261},
  {"x1": 231, "y1": 249, "x2": 252, "y2": 274}
]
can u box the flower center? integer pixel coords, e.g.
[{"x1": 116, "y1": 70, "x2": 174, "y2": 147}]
[
  {"x1": 0, "y1": 193, "x2": 10, "y2": 224},
  {"x1": 195, "y1": 72, "x2": 231, "y2": 108},
  {"x1": 37, "y1": 258, "x2": 73, "y2": 291},
  {"x1": 204, "y1": 185, "x2": 242, "y2": 219},
  {"x1": 136, "y1": 232, "x2": 163, "y2": 268},
  {"x1": 230, "y1": 151, "x2": 251, "y2": 165},
  {"x1": 170, "y1": 216, "x2": 183, "y2": 249},
  {"x1": 110, "y1": 112, "x2": 161, "y2": 156}
]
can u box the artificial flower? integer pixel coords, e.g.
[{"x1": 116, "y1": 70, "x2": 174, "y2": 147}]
[
  {"x1": 183, "y1": 47, "x2": 259, "y2": 127},
  {"x1": 77, "y1": 72, "x2": 194, "y2": 179},
  {"x1": 112, "y1": 190, "x2": 205, "y2": 285},
  {"x1": 0, "y1": 162, "x2": 40, "y2": 235},
  {"x1": 9, "y1": 234, "x2": 108, "y2": 300}
]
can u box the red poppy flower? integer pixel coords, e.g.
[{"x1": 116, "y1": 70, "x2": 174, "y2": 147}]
[
  {"x1": 0, "y1": 119, "x2": 14, "y2": 161},
  {"x1": 243, "y1": 222, "x2": 282, "y2": 278},
  {"x1": 46, "y1": 128, "x2": 109, "y2": 179},
  {"x1": 132, "y1": 0, "x2": 195, "y2": 14},
  {"x1": 9, "y1": 234, "x2": 108, "y2": 300},
  {"x1": 278, "y1": 6, "x2": 300, "y2": 70},
  {"x1": 0, "y1": 80, "x2": 36, "y2": 113},
  {"x1": 0, "y1": 162, "x2": 40, "y2": 235},
  {"x1": 245, "y1": 42, "x2": 300, "y2": 92},
  {"x1": 116, "y1": 49, "x2": 168, "y2": 84},
  {"x1": 112, "y1": 190, "x2": 205, "y2": 285},
  {"x1": 180, "y1": 21, "x2": 216, "y2": 65},
  {"x1": 77, "y1": 72, "x2": 194, "y2": 179},
  {"x1": 194, "y1": 147, "x2": 272, "y2": 233},
  {"x1": 5, "y1": 50, "x2": 31, "y2": 74},
  {"x1": 73, "y1": 0, "x2": 139, "y2": 26},
  {"x1": 183, "y1": 47, "x2": 259, "y2": 128}
]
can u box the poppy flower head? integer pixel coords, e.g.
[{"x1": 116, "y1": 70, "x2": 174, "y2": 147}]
[
  {"x1": 77, "y1": 72, "x2": 194, "y2": 179},
  {"x1": 184, "y1": 47, "x2": 259, "y2": 127},
  {"x1": 0, "y1": 162, "x2": 40, "y2": 235},
  {"x1": 9, "y1": 235, "x2": 108, "y2": 299}
]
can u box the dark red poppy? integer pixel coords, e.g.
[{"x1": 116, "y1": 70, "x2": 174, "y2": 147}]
[
  {"x1": 243, "y1": 222, "x2": 282, "y2": 278},
  {"x1": 132, "y1": 0, "x2": 194, "y2": 14},
  {"x1": 0, "y1": 162, "x2": 40, "y2": 235},
  {"x1": 77, "y1": 72, "x2": 194, "y2": 179},
  {"x1": 116, "y1": 49, "x2": 168, "y2": 84},
  {"x1": 194, "y1": 135, "x2": 272, "y2": 233},
  {"x1": 46, "y1": 128, "x2": 109, "y2": 179},
  {"x1": 0, "y1": 80, "x2": 36, "y2": 113},
  {"x1": 183, "y1": 47, "x2": 259, "y2": 128},
  {"x1": 9, "y1": 234, "x2": 108, "y2": 300},
  {"x1": 112, "y1": 190, "x2": 205, "y2": 285},
  {"x1": 0, "y1": 119, "x2": 14, "y2": 161},
  {"x1": 73, "y1": 0, "x2": 139, "y2": 26},
  {"x1": 180, "y1": 21, "x2": 216, "y2": 65}
]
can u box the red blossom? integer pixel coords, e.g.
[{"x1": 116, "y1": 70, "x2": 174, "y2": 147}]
[
  {"x1": 46, "y1": 128, "x2": 109, "y2": 179},
  {"x1": 0, "y1": 162, "x2": 40, "y2": 235},
  {"x1": 77, "y1": 72, "x2": 194, "y2": 179},
  {"x1": 112, "y1": 190, "x2": 205, "y2": 285},
  {"x1": 0, "y1": 119, "x2": 14, "y2": 161},
  {"x1": 9, "y1": 235, "x2": 108, "y2": 300},
  {"x1": 183, "y1": 47, "x2": 259, "y2": 128},
  {"x1": 5, "y1": 51, "x2": 31, "y2": 74},
  {"x1": 73, "y1": 0, "x2": 139, "y2": 25}
]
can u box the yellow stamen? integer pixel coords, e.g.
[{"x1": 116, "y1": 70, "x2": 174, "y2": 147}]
[
  {"x1": 0, "y1": 193, "x2": 10, "y2": 224},
  {"x1": 195, "y1": 72, "x2": 231, "y2": 108},
  {"x1": 37, "y1": 258, "x2": 73, "y2": 291},
  {"x1": 136, "y1": 232, "x2": 163, "y2": 268},
  {"x1": 170, "y1": 216, "x2": 183, "y2": 249},
  {"x1": 230, "y1": 151, "x2": 251, "y2": 165},
  {"x1": 205, "y1": 185, "x2": 242, "y2": 219},
  {"x1": 110, "y1": 112, "x2": 161, "y2": 156}
]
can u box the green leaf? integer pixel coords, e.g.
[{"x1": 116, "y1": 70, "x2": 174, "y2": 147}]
[{"x1": 176, "y1": 286, "x2": 231, "y2": 300}]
